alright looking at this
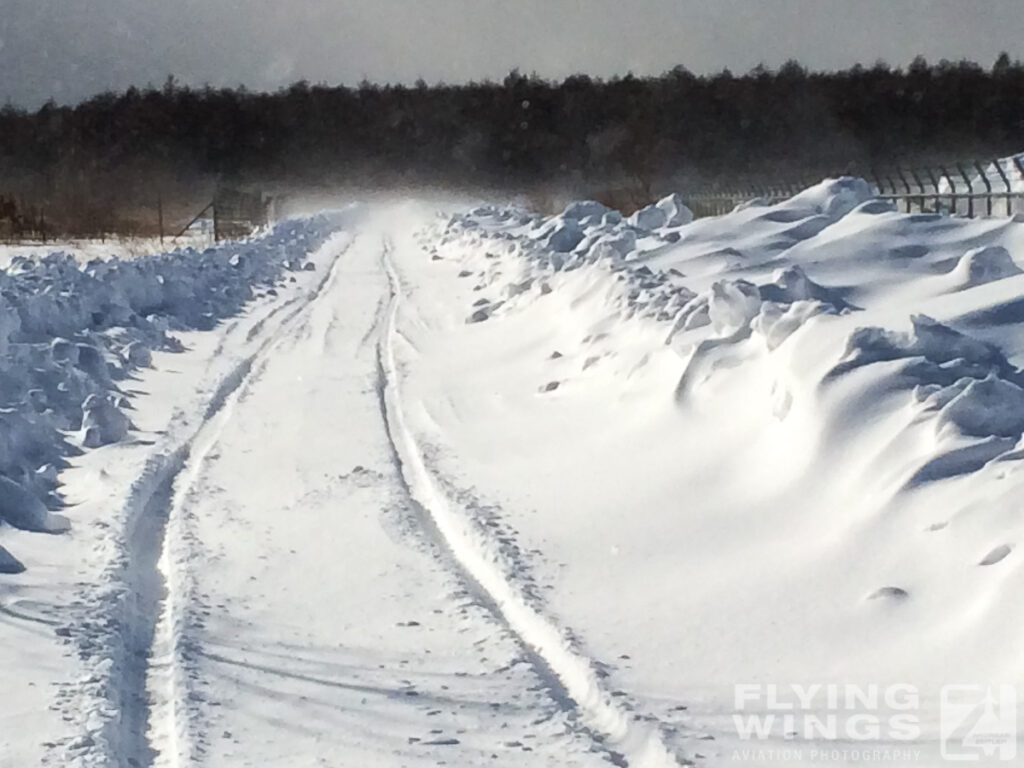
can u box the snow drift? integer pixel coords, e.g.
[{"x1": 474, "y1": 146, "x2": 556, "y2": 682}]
[
  {"x1": 0, "y1": 216, "x2": 340, "y2": 567},
  {"x1": 407, "y1": 178, "x2": 1024, "y2": 764}
]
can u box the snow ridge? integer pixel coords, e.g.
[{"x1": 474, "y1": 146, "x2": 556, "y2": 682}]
[
  {"x1": 0, "y1": 216, "x2": 340, "y2": 571},
  {"x1": 378, "y1": 241, "x2": 683, "y2": 768}
]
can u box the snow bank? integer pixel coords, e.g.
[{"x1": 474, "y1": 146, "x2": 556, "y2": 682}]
[
  {"x1": 832, "y1": 314, "x2": 1013, "y2": 379},
  {"x1": 378, "y1": 189, "x2": 1024, "y2": 761},
  {"x1": 435, "y1": 174, "x2": 1024, "y2": 492},
  {"x1": 0, "y1": 216, "x2": 340, "y2": 569}
]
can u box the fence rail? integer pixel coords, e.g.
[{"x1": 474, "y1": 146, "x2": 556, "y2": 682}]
[{"x1": 684, "y1": 153, "x2": 1024, "y2": 220}]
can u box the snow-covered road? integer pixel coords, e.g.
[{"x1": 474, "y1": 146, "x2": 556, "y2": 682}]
[
  {"x1": 5, "y1": 187, "x2": 1024, "y2": 767},
  {"x1": 124, "y1": 205, "x2": 639, "y2": 768}
]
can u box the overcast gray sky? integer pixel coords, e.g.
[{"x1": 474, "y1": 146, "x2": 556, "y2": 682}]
[{"x1": 2, "y1": 0, "x2": 1023, "y2": 108}]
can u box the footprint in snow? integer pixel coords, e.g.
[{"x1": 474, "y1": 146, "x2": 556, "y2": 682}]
[
  {"x1": 867, "y1": 586, "x2": 909, "y2": 601},
  {"x1": 979, "y1": 544, "x2": 1012, "y2": 566}
]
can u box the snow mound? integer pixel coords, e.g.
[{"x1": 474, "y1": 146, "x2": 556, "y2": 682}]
[
  {"x1": 832, "y1": 314, "x2": 1011, "y2": 379},
  {"x1": 786, "y1": 176, "x2": 874, "y2": 220},
  {"x1": 628, "y1": 202, "x2": 668, "y2": 231},
  {"x1": 0, "y1": 474, "x2": 70, "y2": 533},
  {"x1": 656, "y1": 193, "x2": 694, "y2": 227},
  {"x1": 851, "y1": 198, "x2": 898, "y2": 215},
  {"x1": 81, "y1": 394, "x2": 132, "y2": 448},
  {"x1": 0, "y1": 215, "x2": 341, "y2": 570},
  {"x1": 760, "y1": 264, "x2": 849, "y2": 308},
  {"x1": 927, "y1": 374, "x2": 1024, "y2": 438},
  {"x1": 708, "y1": 279, "x2": 762, "y2": 336},
  {"x1": 948, "y1": 245, "x2": 1022, "y2": 289},
  {"x1": 0, "y1": 543, "x2": 25, "y2": 573},
  {"x1": 752, "y1": 299, "x2": 832, "y2": 350},
  {"x1": 418, "y1": 181, "x2": 1024, "y2": 740},
  {"x1": 561, "y1": 200, "x2": 610, "y2": 221},
  {"x1": 829, "y1": 313, "x2": 1024, "y2": 479},
  {"x1": 545, "y1": 220, "x2": 585, "y2": 253}
]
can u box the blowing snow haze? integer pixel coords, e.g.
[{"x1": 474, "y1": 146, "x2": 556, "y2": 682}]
[{"x1": 2, "y1": 0, "x2": 1024, "y2": 107}]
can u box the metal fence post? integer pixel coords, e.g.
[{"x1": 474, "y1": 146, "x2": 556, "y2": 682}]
[
  {"x1": 925, "y1": 168, "x2": 940, "y2": 213},
  {"x1": 1013, "y1": 156, "x2": 1024, "y2": 215},
  {"x1": 956, "y1": 163, "x2": 974, "y2": 218},
  {"x1": 896, "y1": 168, "x2": 913, "y2": 213},
  {"x1": 940, "y1": 166, "x2": 957, "y2": 215},
  {"x1": 972, "y1": 161, "x2": 993, "y2": 217},
  {"x1": 992, "y1": 158, "x2": 1013, "y2": 217},
  {"x1": 909, "y1": 168, "x2": 926, "y2": 212}
]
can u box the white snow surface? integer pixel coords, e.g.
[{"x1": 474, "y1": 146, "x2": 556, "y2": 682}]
[
  {"x1": 3, "y1": 181, "x2": 1024, "y2": 767},
  {"x1": 0, "y1": 235, "x2": 214, "y2": 269}
]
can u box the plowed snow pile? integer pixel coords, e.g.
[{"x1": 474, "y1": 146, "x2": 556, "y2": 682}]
[
  {"x1": 392, "y1": 180, "x2": 1024, "y2": 764},
  {"x1": 0, "y1": 217, "x2": 337, "y2": 568}
]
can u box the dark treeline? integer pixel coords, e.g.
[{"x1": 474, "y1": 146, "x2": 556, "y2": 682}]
[{"x1": 2, "y1": 54, "x2": 1024, "y2": 235}]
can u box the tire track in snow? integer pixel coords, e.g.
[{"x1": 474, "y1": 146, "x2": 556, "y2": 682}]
[
  {"x1": 144, "y1": 233, "x2": 354, "y2": 768},
  {"x1": 377, "y1": 239, "x2": 684, "y2": 768},
  {"x1": 59, "y1": 234, "x2": 351, "y2": 768}
]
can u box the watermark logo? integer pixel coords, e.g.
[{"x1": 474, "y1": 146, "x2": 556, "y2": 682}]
[
  {"x1": 731, "y1": 683, "x2": 1018, "y2": 763},
  {"x1": 733, "y1": 684, "x2": 921, "y2": 743},
  {"x1": 940, "y1": 685, "x2": 1016, "y2": 762}
]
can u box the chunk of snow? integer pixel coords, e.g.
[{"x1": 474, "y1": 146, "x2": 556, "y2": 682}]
[
  {"x1": 81, "y1": 395, "x2": 131, "y2": 447},
  {"x1": 655, "y1": 193, "x2": 694, "y2": 227},
  {"x1": 949, "y1": 245, "x2": 1022, "y2": 288},
  {"x1": 0, "y1": 544, "x2": 25, "y2": 574},
  {"x1": 752, "y1": 300, "x2": 830, "y2": 350},
  {"x1": 787, "y1": 177, "x2": 874, "y2": 220},
  {"x1": 0, "y1": 475, "x2": 70, "y2": 533},
  {"x1": 628, "y1": 203, "x2": 668, "y2": 231},
  {"x1": 561, "y1": 200, "x2": 611, "y2": 221},
  {"x1": 546, "y1": 221, "x2": 585, "y2": 253},
  {"x1": 708, "y1": 280, "x2": 762, "y2": 336},
  {"x1": 934, "y1": 374, "x2": 1024, "y2": 438}
]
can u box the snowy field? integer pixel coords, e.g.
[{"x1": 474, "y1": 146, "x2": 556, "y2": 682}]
[
  {"x1": 2, "y1": 184, "x2": 1023, "y2": 767},
  {"x1": 0, "y1": 234, "x2": 214, "y2": 269}
]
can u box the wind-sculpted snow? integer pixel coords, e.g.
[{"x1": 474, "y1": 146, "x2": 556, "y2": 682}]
[
  {"x1": 0, "y1": 216, "x2": 339, "y2": 568},
  {"x1": 408, "y1": 182, "x2": 1024, "y2": 762},
  {"x1": 828, "y1": 314, "x2": 1024, "y2": 483},
  {"x1": 947, "y1": 244, "x2": 1023, "y2": 289},
  {"x1": 435, "y1": 176, "x2": 1024, "y2": 492}
]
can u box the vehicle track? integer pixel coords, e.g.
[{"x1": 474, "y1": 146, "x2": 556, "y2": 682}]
[
  {"x1": 60, "y1": 234, "x2": 351, "y2": 768},
  {"x1": 377, "y1": 238, "x2": 683, "y2": 768}
]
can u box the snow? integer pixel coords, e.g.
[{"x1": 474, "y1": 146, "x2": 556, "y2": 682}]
[
  {"x1": 0, "y1": 234, "x2": 213, "y2": 269},
  {"x1": 397, "y1": 178, "x2": 1024, "y2": 764},
  {"x1": 656, "y1": 193, "x2": 694, "y2": 228},
  {"x1": 948, "y1": 244, "x2": 1023, "y2": 288},
  {"x1": 0, "y1": 217, "x2": 338, "y2": 568},
  {"x1": 561, "y1": 200, "x2": 611, "y2": 221},
  {"x1": 3, "y1": 180, "x2": 1024, "y2": 767},
  {"x1": 628, "y1": 202, "x2": 668, "y2": 231}
]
